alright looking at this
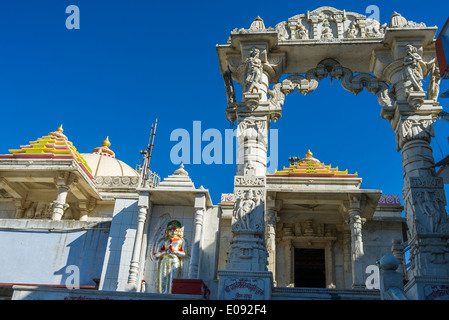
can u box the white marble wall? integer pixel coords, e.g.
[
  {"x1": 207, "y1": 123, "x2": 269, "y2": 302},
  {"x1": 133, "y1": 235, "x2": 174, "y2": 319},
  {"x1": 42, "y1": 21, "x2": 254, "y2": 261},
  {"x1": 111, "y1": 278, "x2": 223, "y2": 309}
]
[{"x1": 99, "y1": 198, "x2": 139, "y2": 291}]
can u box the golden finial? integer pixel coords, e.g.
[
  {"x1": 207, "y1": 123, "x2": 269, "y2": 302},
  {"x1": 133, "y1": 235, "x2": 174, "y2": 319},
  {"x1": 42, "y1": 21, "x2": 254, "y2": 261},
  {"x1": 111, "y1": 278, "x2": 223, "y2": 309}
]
[
  {"x1": 305, "y1": 150, "x2": 313, "y2": 158},
  {"x1": 92, "y1": 136, "x2": 115, "y2": 157},
  {"x1": 102, "y1": 136, "x2": 111, "y2": 147},
  {"x1": 48, "y1": 124, "x2": 67, "y2": 139}
]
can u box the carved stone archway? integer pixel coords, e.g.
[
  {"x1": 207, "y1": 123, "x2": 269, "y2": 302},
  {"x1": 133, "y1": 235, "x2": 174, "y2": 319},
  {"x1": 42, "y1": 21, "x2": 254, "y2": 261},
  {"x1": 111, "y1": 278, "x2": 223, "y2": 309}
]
[{"x1": 216, "y1": 7, "x2": 448, "y2": 300}]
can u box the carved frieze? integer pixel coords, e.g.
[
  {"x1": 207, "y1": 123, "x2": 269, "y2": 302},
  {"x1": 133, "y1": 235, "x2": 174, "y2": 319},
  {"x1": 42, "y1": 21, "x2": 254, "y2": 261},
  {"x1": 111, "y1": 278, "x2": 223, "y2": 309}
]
[
  {"x1": 95, "y1": 176, "x2": 140, "y2": 188},
  {"x1": 403, "y1": 176, "x2": 444, "y2": 192},
  {"x1": 278, "y1": 220, "x2": 336, "y2": 241},
  {"x1": 22, "y1": 201, "x2": 66, "y2": 219},
  {"x1": 275, "y1": 7, "x2": 386, "y2": 42}
]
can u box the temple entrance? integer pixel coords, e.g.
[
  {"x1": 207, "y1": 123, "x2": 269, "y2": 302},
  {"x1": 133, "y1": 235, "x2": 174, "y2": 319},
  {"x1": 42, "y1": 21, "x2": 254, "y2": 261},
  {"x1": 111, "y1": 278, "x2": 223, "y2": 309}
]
[{"x1": 294, "y1": 248, "x2": 326, "y2": 288}]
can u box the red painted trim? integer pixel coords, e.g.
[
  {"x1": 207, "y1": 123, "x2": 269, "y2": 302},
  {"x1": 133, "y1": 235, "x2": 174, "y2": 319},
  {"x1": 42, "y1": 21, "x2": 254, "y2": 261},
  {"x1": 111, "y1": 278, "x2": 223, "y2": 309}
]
[
  {"x1": 436, "y1": 17, "x2": 449, "y2": 77},
  {"x1": 267, "y1": 173, "x2": 358, "y2": 178},
  {"x1": 0, "y1": 283, "x2": 97, "y2": 289}
]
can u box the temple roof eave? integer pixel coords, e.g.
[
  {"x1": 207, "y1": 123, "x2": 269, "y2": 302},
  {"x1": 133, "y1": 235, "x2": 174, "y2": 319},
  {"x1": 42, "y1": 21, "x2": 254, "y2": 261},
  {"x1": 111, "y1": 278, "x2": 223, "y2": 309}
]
[
  {"x1": 0, "y1": 158, "x2": 102, "y2": 201},
  {"x1": 267, "y1": 188, "x2": 382, "y2": 220},
  {"x1": 140, "y1": 188, "x2": 213, "y2": 208},
  {"x1": 266, "y1": 175, "x2": 363, "y2": 189}
]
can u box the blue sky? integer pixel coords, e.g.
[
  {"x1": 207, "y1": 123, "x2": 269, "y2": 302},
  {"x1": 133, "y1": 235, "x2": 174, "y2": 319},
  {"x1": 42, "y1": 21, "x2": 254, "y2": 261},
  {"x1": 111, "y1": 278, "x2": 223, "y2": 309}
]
[{"x1": 0, "y1": 0, "x2": 448, "y2": 204}]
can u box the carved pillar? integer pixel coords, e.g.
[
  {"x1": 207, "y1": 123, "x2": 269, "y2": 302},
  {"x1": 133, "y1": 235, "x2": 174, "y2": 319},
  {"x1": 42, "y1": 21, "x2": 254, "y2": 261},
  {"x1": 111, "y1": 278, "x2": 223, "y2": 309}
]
[
  {"x1": 218, "y1": 28, "x2": 285, "y2": 299},
  {"x1": 347, "y1": 196, "x2": 365, "y2": 289},
  {"x1": 265, "y1": 199, "x2": 279, "y2": 281},
  {"x1": 51, "y1": 173, "x2": 75, "y2": 221},
  {"x1": 14, "y1": 200, "x2": 29, "y2": 219},
  {"x1": 126, "y1": 191, "x2": 150, "y2": 291},
  {"x1": 285, "y1": 239, "x2": 293, "y2": 287},
  {"x1": 343, "y1": 230, "x2": 352, "y2": 288},
  {"x1": 333, "y1": 13, "x2": 346, "y2": 39},
  {"x1": 78, "y1": 206, "x2": 88, "y2": 221},
  {"x1": 78, "y1": 198, "x2": 96, "y2": 221},
  {"x1": 227, "y1": 45, "x2": 272, "y2": 274},
  {"x1": 378, "y1": 27, "x2": 449, "y2": 299},
  {"x1": 325, "y1": 242, "x2": 334, "y2": 288},
  {"x1": 356, "y1": 18, "x2": 367, "y2": 38},
  {"x1": 189, "y1": 193, "x2": 206, "y2": 279},
  {"x1": 307, "y1": 10, "x2": 321, "y2": 40},
  {"x1": 226, "y1": 170, "x2": 267, "y2": 272}
]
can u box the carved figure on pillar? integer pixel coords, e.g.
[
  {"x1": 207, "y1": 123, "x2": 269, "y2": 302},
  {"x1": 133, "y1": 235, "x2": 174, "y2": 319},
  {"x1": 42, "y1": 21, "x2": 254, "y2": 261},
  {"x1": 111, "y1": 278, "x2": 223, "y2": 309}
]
[
  {"x1": 427, "y1": 63, "x2": 441, "y2": 101},
  {"x1": 346, "y1": 197, "x2": 366, "y2": 288},
  {"x1": 242, "y1": 48, "x2": 263, "y2": 95},
  {"x1": 154, "y1": 220, "x2": 186, "y2": 294},
  {"x1": 402, "y1": 44, "x2": 426, "y2": 93},
  {"x1": 233, "y1": 189, "x2": 265, "y2": 231},
  {"x1": 223, "y1": 69, "x2": 236, "y2": 104}
]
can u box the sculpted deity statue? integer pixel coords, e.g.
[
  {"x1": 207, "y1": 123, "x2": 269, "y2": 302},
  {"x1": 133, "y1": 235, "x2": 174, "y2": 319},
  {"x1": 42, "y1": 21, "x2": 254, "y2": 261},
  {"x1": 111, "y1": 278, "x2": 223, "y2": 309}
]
[
  {"x1": 242, "y1": 47, "x2": 263, "y2": 94},
  {"x1": 403, "y1": 44, "x2": 425, "y2": 92},
  {"x1": 155, "y1": 220, "x2": 186, "y2": 294},
  {"x1": 297, "y1": 22, "x2": 308, "y2": 39},
  {"x1": 347, "y1": 22, "x2": 358, "y2": 38},
  {"x1": 321, "y1": 19, "x2": 334, "y2": 39},
  {"x1": 233, "y1": 187, "x2": 265, "y2": 231},
  {"x1": 427, "y1": 63, "x2": 441, "y2": 101},
  {"x1": 235, "y1": 189, "x2": 256, "y2": 230}
]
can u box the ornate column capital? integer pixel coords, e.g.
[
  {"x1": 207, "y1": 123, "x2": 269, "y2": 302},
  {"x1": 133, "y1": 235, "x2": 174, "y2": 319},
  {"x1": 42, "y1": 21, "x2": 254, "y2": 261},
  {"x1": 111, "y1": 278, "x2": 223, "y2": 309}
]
[
  {"x1": 53, "y1": 172, "x2": 76, "y2": 190},
  {"x1": 78, "y1": 197, "x2": 96, "y2": 221},
  {"x1": 219, "y1": 17, "x2": 287, "y2": 124}
]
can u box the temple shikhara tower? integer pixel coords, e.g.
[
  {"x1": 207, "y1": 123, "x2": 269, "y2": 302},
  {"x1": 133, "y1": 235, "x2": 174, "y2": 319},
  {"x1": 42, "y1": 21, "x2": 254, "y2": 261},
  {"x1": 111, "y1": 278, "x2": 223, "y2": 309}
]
[{"x1": 0, "y1": 6, "x2": 448, "y2": 300}]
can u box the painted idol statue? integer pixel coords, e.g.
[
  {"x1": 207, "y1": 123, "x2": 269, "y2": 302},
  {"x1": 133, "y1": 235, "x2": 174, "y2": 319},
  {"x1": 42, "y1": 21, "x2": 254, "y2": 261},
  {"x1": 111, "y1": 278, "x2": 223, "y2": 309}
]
[{"x1": 155, "y1": 220, "x2": 186, "y2": 294}]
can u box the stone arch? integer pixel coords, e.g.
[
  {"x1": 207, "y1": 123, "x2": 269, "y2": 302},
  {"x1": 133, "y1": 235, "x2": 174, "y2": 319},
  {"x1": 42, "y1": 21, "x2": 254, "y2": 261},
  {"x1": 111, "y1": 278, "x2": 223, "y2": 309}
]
[
  {"x1": 267, "y1": 58, "x2": 396, "y2": 114},
  {"x1": 217, "y1": 7, "x2": 449, "y2": 300}
]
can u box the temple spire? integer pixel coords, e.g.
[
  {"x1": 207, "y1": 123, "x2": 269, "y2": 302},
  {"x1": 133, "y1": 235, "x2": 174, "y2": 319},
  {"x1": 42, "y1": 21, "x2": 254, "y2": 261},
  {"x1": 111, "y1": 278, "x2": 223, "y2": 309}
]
[{"x1": 92, "y1": 136, "x2": 115, "y2": 158}]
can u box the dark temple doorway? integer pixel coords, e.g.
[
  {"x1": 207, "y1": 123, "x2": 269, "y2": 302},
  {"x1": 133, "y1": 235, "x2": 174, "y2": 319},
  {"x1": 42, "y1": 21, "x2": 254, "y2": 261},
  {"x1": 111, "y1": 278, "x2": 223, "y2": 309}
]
[{"x1": 294, "y1": 248, "x2": 326, "y2": 288}]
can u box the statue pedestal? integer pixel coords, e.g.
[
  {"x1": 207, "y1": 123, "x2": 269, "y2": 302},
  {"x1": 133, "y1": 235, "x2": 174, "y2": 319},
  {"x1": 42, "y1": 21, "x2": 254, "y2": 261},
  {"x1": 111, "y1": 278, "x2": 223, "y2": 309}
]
[
  {"x1": 172, "y1": 279, "x2": 210, "y2": 300},
  {"x1": 217, "y1": 270, "x2": 273, "y2": 300}
]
